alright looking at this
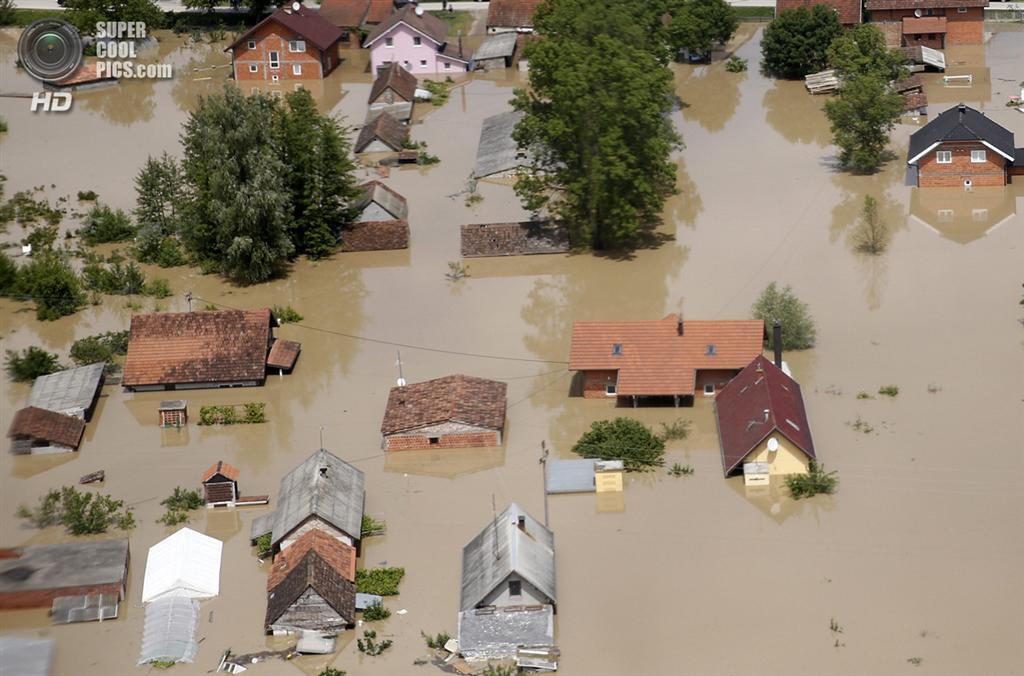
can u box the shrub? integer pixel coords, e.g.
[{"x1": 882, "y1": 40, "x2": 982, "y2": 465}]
[
  {"x1": 785, "y1": 461, "x2": 838, "y2": 499},
  {"x1": 356, "y1": 567, "x2": 405, "y2": 595},
  {"x1": 17, "y1": 486, "x2": 135, "y2": 535},
  {"x1": 271, "y1": 304, "x2": 303, "y2": 324},
  {"x1": 77, "y1": 190, "x2": 98, "y2": 201},
  {"x1": 15, "y1": 252, "x2": 86, "y2": 320},
  {"x1": 668, "y1": 463, "x2": 694, "y2": 477},
  {"x1": 658, "y1": 418, "x2": 691, "y2": 441},
  {"x1": 161, "y1": 487, "x2": 204, "y2": 511},
  {"x1": 134, "y1": 231, "x2": 187, "y2": 267},
  {"x1": 725, "y1": 56, "x2": 748, "y2": 72},
  {"x1": 0, "y1": 251, "x2": 17, "y2": 294},
  {"x1": 422, "y1": 631, "x2": 451, "y2": 650},
  {"x1": 361, "y1": 514, "x2": 386, "y2": 537},
  {"x1": 82, "y1": 259, "x2": 148, "y2": 295},
  {"x1": 363, "y1": 601, "x2": 391, "y2": 621},
  {"x1": 752, "y1": 282, "x2": 817, "y2": 350},
  {"x1": 878, "y1": 385, "x2": 899, "y2": 397},
  {"x1": 24, "y1": 224, "x2": 57, "y2": 251},
  {"x1": 761, "y1": 5, "x2": 842, "y2": 79},
  {"x1": 356, "y1": 629, "x2": 392, "y2": 656},
  {"x1": 70, "y1": 330, "x2": 130, "y2": 370},
  {"x1": 144, "y1": 278, "x2": 172, "y2": 298},
  {"x1": 79, "y1": 203, "x2": 137, "y2": 245},
  {"x1": 157, "y1": 510, "x2": 189, "y2": 526},
  {"x1": 255, "y1": 533, "x2": 273, "y2": 558},
  {"x1": 572, "y1": 418, "x2": 665, "y2": 471},
  {"x1": 5, "y1": 347, "x2": 62, "y2": 381}
]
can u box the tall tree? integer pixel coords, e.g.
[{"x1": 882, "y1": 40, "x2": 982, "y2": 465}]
[
  {"x1": 666, "y1": 0, "x2": 739, "y2": 60},
  {"x1": 533, "y1": 0, "x2": 673, "y2": 62},
  {"x1": 134, "y1": 152, "x2": 184, "y2": 236},
  {"x1": 827, "y1": 24, "x2": 907, "y2": 81},
  {"x1": 824, "y1": 75, "x2": 904, "y2": 174},
  {"x1": 761, "y1": 5, "x2": 843, "y2": 79}
]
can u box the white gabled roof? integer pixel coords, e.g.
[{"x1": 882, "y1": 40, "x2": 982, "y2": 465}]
[{"x1": 142, "y1": 528, "x2": 223, "y2": 603}]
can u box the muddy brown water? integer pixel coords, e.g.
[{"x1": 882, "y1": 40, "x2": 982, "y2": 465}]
[{"x1": 1, "y1": 19, "x2": 1022, "y2": 676}]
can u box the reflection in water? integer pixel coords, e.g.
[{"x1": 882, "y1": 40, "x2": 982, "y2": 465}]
[
  {"x1": 763, "y1": 79, "x2": 832, "y2": 146},
  {"x1": 666, "y1": 158, "x2": 703, "y2": 229},
  {"x1": 909, "y1": 185, "x2": 1019, "y2": 245},
  {"x1": 725, "y1": 475, "x2": 836, "y2": 525},
  {"x1": 675, "y1": 62, "x2": 744, "y2": 133},
  {"x1": 383, "y1": 445, "x2": 506, "y2": 478},
  {"x1": 921, "y1": 43, "x2": 991, "y2": 107}
]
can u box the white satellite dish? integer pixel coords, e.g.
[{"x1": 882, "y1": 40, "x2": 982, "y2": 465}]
[
  {"x1": 914, "y1": 8, "x2": 922, "y2": 16},
  {"x1": 292, "y1": 1, "x2": 301, "y2": 10},
  {"x1": 767, "y1": 438, "x2": 780, "y2": 452},
  {"x1": 396, "y1": 377, "x2": 406, "y2": 387},
  {"x1": 415, "y1": 5, "x2": 424, "y2": 15}
]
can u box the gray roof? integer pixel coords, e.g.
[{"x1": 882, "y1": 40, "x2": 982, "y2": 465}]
[
  {"x1": 51, "y1": 593, "x2": 120, "y2": 624},
  {"x1": 458, "y1": 605, "x2": 554, "y2": 661},
  {"x1": 0, "y1": 539, "x2": 129, "y2": 593},
  {"x1": 0, "y1": 636, "x2": 55, "y2": 676},
  {"x1": 28, "y1": 363, "x2": 105, "y2": 417},
  {"x1": 460, "y1": 503, "x2": 555, "y2": 611},
  {"x1": 474, "y1": 111, "x2": 532, "y2": 179},
  {"x1": 355, "y1": 181, "x2": 408, "y2": 221},
  {"x1": 267, "y1": 449, "x2": 365, "y2": 547},
  {"x1": 908, "y1": 104, "x2": 1017, "y2": 164},
  {"x1": 473, "y1": 32, "x2": 517, "y2": 62},
  {"x1": 545, "y1": 459, "x2": 596, "y2": 494}
]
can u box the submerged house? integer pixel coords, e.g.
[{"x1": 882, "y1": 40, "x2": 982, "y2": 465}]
[
  {"x1": 486, "y1": 0, "x2": 543, "y2": 33},
  {"x1": 865, "y1": 0, "x2": 988, "y2": 47},
  {"x1": 27, "y1": 362, "x2": 105, "y2": 419},
  {"x1": 381, "y1": 375, "x2": 508, "y2": 450},
  {"x1": 8, "y1": 362, "x2": 106, "y2": 455},
  {"x1": 0, "y1": 539, "x2": 130, "y2": 610},
  {"x1": 7, "y1": 406, "x2": 87, "y2": 455},
  {"x1": 355, "y1": 180, "x2": 408, "y2": 222},
  {"x1": 368, "y1": 61, "x2": 417, "y2": 122},
  {"x1": 265, "y1": 529, "x2": 357, "y2": 634},
  {"x1": 226, "y1": 3, "x2": 344, "y2": 82},
  {"x1": 715, "y1": 355, "x2": 816, "y2": 481},
  {"x1": 251, "y1": 448, "x2": 365, "y2": 555},
  {"x1": 473, "y1": 32, "x2": 518, "y2": 70},
  {"x1": 364, "y1": 4, "x2": 471, "y2": 76},
  {"x1": 201, "y1": 461, "x2": 270, "y2": 507},
  {"x1": 473, "y1": 110, "x2": 532, "y2": 181},
  {"x1": 569, "y1": 315, "x2": 766, "y2": 406},
  {"x1": 907, "y1": 104, "x2": 1024, "y2": 188},
  {"x1": 354, "y1": 112, "x2": 409, "y2": 153}
]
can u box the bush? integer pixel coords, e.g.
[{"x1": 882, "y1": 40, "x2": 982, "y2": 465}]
[
  {"x1": 144, "y1": 278, "x2": 172, "y2": 298},
  {"x1": 572, "y1": 418, "x2": 665, "y2": 471},
  {"x1": 15, "y1": 252, "x2": 86, "y2": 320},
  {"x1": 356, "y1": 567, "x2": 405, "y2": 596},
  {"x1": 761, "y1": 5, "x2": 842, "y2": 79},
  {"x1": 0, "y1": 251, "x2": 17, "y2": 294},
  {"x1": 271, "y1": 304, "x2": 303, "y2": 324},
  {"x1": 356, "y1": 629, "x2": 392, "y2": 656},
  {"x1": 82, "y1": 259, "x2": 147, "y2": 295},
  {"x1": 361, "y1": 514, "x2": 386, "y2": 537},
  {"x1": 198, "y1": 403, "x2": 266, "y2": 425},
  {"x1": 668, "y1": 463, "x2": 694, "y2": 477},
  {"x1": 317, "y1": 669, "x2": 347, "y2": 676},
  {"x1": 752, "y1": 282, "x2": 817, "y2": 350},
  {"x1": 79, "y1": 203, "x2": 137, "y2": 245},
  {"x1": 878, "y1": 385, "x2": 899, "y2": 397},
  {"x1": 70, "y1": 330, "x2": 129, "y2": 369},
  {"x1": 725, "y1": 56, "x2": 748, "y2": 72},
  {"x1": 5, "y1": 347, "x2": 62, "y2": 381},
  {"x1": 17, "y1": 486, "x2": 135, "y2": 535},
  {"x1": 422, "y1": 631, "x2": 451, "y2": 650},
  {"x1": 77, "y1": 190, "x2": 98, "y2": 201},
  {"x1": 363, "y1": 601, "x2": 391, "y2": 621},
  {"x1": 161, "y1": 487, "x2": 204, "y2": 511},
  {"x1": 255, "y1": 533, "x2": 273, "y2": 558},
  {"x1": 134, "y1": 231, "x2": 187, "y2": 268},
  {"x1": 785, "y1": 461, "x2": 838, "y2": 499},
  {"x1": 658, "y1": 418, "x2": 691, "y2": 441}
]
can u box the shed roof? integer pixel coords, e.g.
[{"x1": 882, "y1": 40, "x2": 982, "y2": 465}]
[
  {"x1": 123, "y1": 309, "x2": 271, "y2": 388},
  {"x1": 267, "y1": 339, "x2": 301, "y2": 370},
  {"x1": 908, "y1": 104, "x2": 1016, "y2": 164},
  {"x1": 545, "y1": 459, "x2": 597, "y2": 494},
  {"x1": 569, "y1": 315, "x2": 766, "y2": 396},
  {"x1": 0, "y1": 637, "x2": 55, "y2": 676},
  {"x1": 265, "y1": 549, "x2": 356, "y2": 629},
  {"x1": 460, "y1": 221, "x2": 569, "y2": 257},
  {"x1": 268, "y1": 529, "x2": 356, "y2": 589},
  {"x1": 356, "y1": 180, "x2": 408, "y2": 220},
  {"x1": 27, "y1": 362, "x2": 105, "y2": 416},
  {"x1": 473, "y1": 110, "x2": 531, "y2": 179},
  {"x1": 460, "y1": 503, "x2": 555, "y2": 611},
  {"x1": 202, "y1": 460, "x2": 239, "y2": 483},
  {"x1": 382, "y1": 374, "x2": 507, "y2": 436},
  {"x1": 369, "y1": 61, "x2": 418, "y2": 104},
  {"x1": 266, "y1": 448, "x2": 365, "y2": 547},
  {"x1": 486, "y1": 0, "x2": 543, "y2": 28},
  {"x1": 354, "y1": 112, "x2": 409, "y2": 153},
  {"x1": 227, "y1": 3, "x2": 343, "y2": 52},
  {"x1": 141, "y1": 528, "x2": 223, "y2": 603},
  {"x1": 0, "y1": 539, "x2": 129, "y2": 594},
  {"x1": 715, "y1": 355, "x2": 816, "y2": 476},
  {"x1": 8, "y1": 407, "x2": 86, "y2": 449},
  {"x1": 473, "y1": 32, "x2": 518, "y2": 61},
  {"x1": 776, "y1": 0, "x2": 861, "y2": 23},
  {"x1": 318, "y1": 0, "x2": 369, "y2": 28},
  {"x1": 458, "y1": 604, "x2": 555, "y2": 661}
]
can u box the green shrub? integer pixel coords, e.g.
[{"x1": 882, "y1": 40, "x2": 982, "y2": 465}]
[
  {"x1": 271, "y1": 304, "x2": 303, "y2": 323},
  {"x1": 785, "y1": 461, "x2": 838, "y2": 499},
  {"x1": 161, "y1": 487, "x2": 204, "y2": 511},
  {"x1": 752, "y1": 282, "x2": 817, "y2": 350},
  {"x1": 572, "y1": 418, "x2": 665, "y2": 471},
  {"x1": 199, "y1": 403, "x2": 266, "y2": 425},
  {"x1": 15, "y1": 252, "x2": 85, "y2": 320},
  {"x1": 134, "y1": 231, "x2": 187, "y2": 268},
  {"x1": 317, "y1": 669, "x2": 347, "y2": 676},
  {"x1": 17, "y1": 486, "x2": 135, "y2": 535},
  {"x1": 79, "y1": 203, "x2": 136, "y2": 245},
  {"x1": 725, "y1": 56, "x2": 748, "y2": 72},
  {"x1": 157, "y1": 510, "x2": 189, "y2": 526},
  {"x1": 878, "y1": 385, "x2": 899, "y2": 397},
  {"x1": 144, "y1": 278, "x2": 172, "y2": 298},
  {"x1": 658, "y1": 418, "x2": 691, "y2": 441},
  {"x1": 24, "y1": 224, "x2": 58, "y2": 251},
  {"x1": 0, "y1": 251, "x2": 17, "y2": 294},
  {"x1": 70, "y1": 330, "x2": 129, "y2": 370},
  {"x1": 356, "y1": 567, "x2": 405, "y2": 596},
  {"x1": 77, "y1": 190, "x2": 98, "y2": 201},
  {"x1": 243, "y1": 402, "x2": 266, "y2": 423},
  {"x1": 82, "y1": 259, "x2": 148, "y2": 295},
  {"x1": 255, "y1": 533, "x2": 273, "y2": 558},
  {"x1": 363, "y1": 601, "x2": 391, "y2": 621},
  {"x1": 356, "y1": 629, "x2": 392, "y2": 656},
  {"x1": 422, "y1": 630, "x2": 451, "y2": 650},
  {"x1": 668, "y1": 462, "x2": 694, "y2": 477},
  {"x1": 5, "y1": 347, "x2": 62, "y2": 381},
  {"x1": 361, "y1": 514, "x2": 386, "y2": 537}
]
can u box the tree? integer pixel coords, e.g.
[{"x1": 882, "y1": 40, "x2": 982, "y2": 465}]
[
  {"x1": 752, "y1": 282, "x2": 817, "y2": 350},
  {"x1": 15, "y1": 252, "x2": 86, "y2": 320},
  {"x1": 824, "y1": 74, "x2": 904, "y2": 174},
  {"x1": 572, "y1": 417, "x2": 666, "y2": 471},
  {"x1": 79, "y1": 203, "x2": 137, "y2": 245},
  {"x1": 134, "y1": 152, "x2": 185, "y2": 236},
  {"x1": 853, "y1": 195, "x2": 890, "y2": 254},
  {"x1": 17, "y1": 486, "x2": 136, "y2": 535},
  {"x1": 827, "y1": 24, "x2": 907, "y2": 82},
  {"x1": 666, "y1": 0, "x2": 738, "y2": 60},
  {"x1": 761, "y1": 5, "x2": 842, "y2": 79},
  {"x1": 533, "y1": 0, "x2": 674, "y2": 63},
  {"x1": 70, "y1": 330, "x2": 130, "y2": 371},
  {"x1": 0, "y1": 251, "x2": 17, "y2": 294},
  {"x1": 5, "y1": 347, "x2": 62, "y2": 382},
  {"x1": 65, "y1": 0, "x2": 163, "y2": 34},
  {"x1": 785, "y1": 461, "x2": 838, "y2": 498}
]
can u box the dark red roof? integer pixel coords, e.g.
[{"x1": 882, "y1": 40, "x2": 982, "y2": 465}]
[
  {"x1": 381, "y1": 375, "x2": 507, "y2": 436},
  {"x1": 776, "y1": 0, "x2": 861, "y2": 24},
  {"x1": 228, "y1": 3, "x2": 343, "y2": 52},
  {"x1": 364, "y1": 0, "x2": 395, "y2": 24},
  {"x1": 8, "y1": 407, "x2": 86, "y2": 449},
  {"x1": 267, "y1": 339, "x2": 301, "y2": 370},
  {"x1": 487, "y1": 0, "x2": 543, "y2": 29},
  {"x1": 866, "y1": 0, "x2": 986, "y2": 8},
  {"x1": 714, "y1": 356, "x2": 816, "y2": 476}
]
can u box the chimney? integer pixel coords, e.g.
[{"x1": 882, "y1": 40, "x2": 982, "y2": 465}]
[
  {"x1": 773, "y1": 320, "x2": 782, "y2": 369},
  {"x1": 516, "y1": 515, "x2": 526, "y2": 531},
  {"x1": 763, "y1": 408, "x2": 770, "y2": 423},
  {"x1": 676, "y1": 316, "x2": 683, "y2": 336}
]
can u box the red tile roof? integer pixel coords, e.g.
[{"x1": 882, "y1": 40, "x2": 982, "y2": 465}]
[
  {"x1": 487, "y1": 0, "x2": 543, "y2": 29},
  {"x1": 354, "y1": 112, "x2": 410, "y2": 152},
  {"x1": 228, "y1": 3, "x2": 343, "y2": 52},
  {"x1": 268, "y1": 529, "x2": 356, "y2": 589},
  {"x1": 53, "y1": 61, "x2": 116, "y2": 87},
  {"x1": 122, "y1": 309, "x2": 271, "y2": 388},
  {"x1": 8, "y1": 407, "x2": 86, "y2": 449},
  {"x1": 776, "y1": 0, "x2": 861, "y2": 24},
  {"x1": 318, "y1": 0, "x2": 369, "y2": 28},
  {"x1": 202, "y1": 460, "x2": 240, "y2": 483},
  {"x1": 267, "y1": 339, "x2": 301, "y2": 370},
  {"x1": 902, "y1": 16, "x2": 946, "y2": 33},
  {"x1": 381, "y1": 375, "x2": 507, "y2": 436},
  {"x1": 569, "y1": 315, "x2": 765, "y2": 396},
  {"x1": 364, "y1": 0, "x2": 395, "y2": 24},
  {"x1": 714, "y1": 355, "x2": 816, "y2": 476},
  {"x1": 866, "y1": 0, "x2": 986, "y2": 8}
]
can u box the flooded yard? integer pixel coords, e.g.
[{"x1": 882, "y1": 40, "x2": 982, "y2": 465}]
[{"x1": 0, "y1": 18, "x2": 1021, "y2": 676}]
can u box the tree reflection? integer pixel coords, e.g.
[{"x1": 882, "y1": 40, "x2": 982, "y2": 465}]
[
  {"x1": 763, "y1": 79, "x2": 832, "y2": 146},
  {"x1": 675, "y1": 63, "x2": 744, "y2": 133}
]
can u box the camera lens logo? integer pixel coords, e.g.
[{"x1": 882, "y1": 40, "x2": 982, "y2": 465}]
[{"x1": 17, "y1": 19, "x2": 83, "y2": 83}]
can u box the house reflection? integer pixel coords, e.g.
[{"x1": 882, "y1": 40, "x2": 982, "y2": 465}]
[{"x1": 909, "y1": 185, "x2": 1018, "y2": 244}]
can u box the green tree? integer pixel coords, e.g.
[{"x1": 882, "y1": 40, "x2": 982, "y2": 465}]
[
  {"x1": 17, "y1": 486, "x2": 136, "y2": 535},
  {"x1": 824, "y1": 74, "x2": 904, "y2": 173},
  {"x1": 752, "y1": 282, "x2": 817, "y2": 350},
  {"x1": 65, "y1": 0, "x2": 163, "y2": 34},
  {"x1": 70, "y1": 330, "x2": 130, "y2": 370},
  {"x1": 5, "y1": 347, "x2": 62, "y2": 382},
  {"x1": 134, "y1": 152, "x2": 185, "y2": 236},
  {"x1": 761, "y1": 5, "x2": 842, "y2": 79},
  {"x1": 15, "y1": 252, "x2": 86, "y2": 320},
  {"x1": 0, "y1": 251, "x2": 17, "y2": 293},
  {"x1": 79, "y1": 203, "x2": 137, "y2": 245},
  {"x1": 853, "y1": 195, "x2": 890, "y2": 254},
  {"x1": 0, "y1": 0, "x2": 16, "y2": 26},
  {"x1": 533, "y1": 0, "x2": 673, "y2": 62},
  {"x1": 572, "y1": 417, "x2": 666, "y2": 470},
  {"x1": 827, "y1": 24, "x2": 907, "y2": 82},
  {"x1": 666, "y1": 0, "x2": 738, "y2": 60}
]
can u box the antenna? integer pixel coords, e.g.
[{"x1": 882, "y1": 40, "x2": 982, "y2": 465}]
[
  {"x1": 319, "y1": 425, "x2": 325, "y2": 451},
  {"x1": 186, "y1": 291, "x2": 193, "y2": 312},
  {"x1": 539, "y1": 441, "x2": 549, "y2": 528},
  {"x1": 395, "y1": 349, "x2": 406, "y2": 387},
  {"x1": 491, "y1": 494, "x2": 501, "y2": 560}
]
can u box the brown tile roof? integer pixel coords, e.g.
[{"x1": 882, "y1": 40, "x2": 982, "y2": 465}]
[
  {"x1": 382, "y1": 375, "x2": 507, "y2": 436},
  {"x1": 776, "y1": 0, "x2": 861, "y2": 24},
  {"x1": 365, "y1": 4, "x2": 449, "y2": 47},
  {"x1": 866, "y1": 0, "x2": 986, "y2": 8},
  {"x1": 202, "y1": 460, "x2": 240, "y2": 483},
  {"x1": 228, "y1": 3, "x2": 343, "y2": 52},
  {"x1": 369, "y1": 62, "x2": 418, "y2": 104},
  {"x1": 715, "y1": 355, "x2": 816, "y2": 476},
  {"x1": 8, "y1": 407, "x2": 87, "y2": 449},
  {"x1": 268, "y1": 530, "x2": 356, "y2": 589},
  {"x1": 318, "y1": 0, "x2": 369, "y2": 28},
  {"x1": 122, "y1": 309, "x2": 272, "y2": 388},
  {"x1": 267, "y1": 339, "x2": 301, "y2": 370},
  {"x1": 364, "y1": 0, "x2": 395, "y2": 24},
  {"x1": 569, "y1": 315, "x2": 766, "y2": 397},
  {"x1": 265, "y1": 532, "x2": 357, "y2": 630},
  {"x1": 893, "y1": 74, "x2": 924, "y2": 93},
  {"x1": 354, "y1": 112, "x2": 409, "y2": 153},
  {"x1": 487, "y1": 0, "x2": 543, "y2": 28},
  {"x1": 341, "y1": 220, "x2": 409, "y2": 251},
  {"x1": 460, "y1": 221, "x2": 570, "y2": 257},
  {"x1": 903, "y1": 91, "x2": 928, "y2": 112},
  {"x1": 902, "y1": 16, "x2": 946, "y2": 33}
]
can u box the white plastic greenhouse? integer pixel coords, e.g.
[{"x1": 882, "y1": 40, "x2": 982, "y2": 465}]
[{"x1": 141, "y1": 527, "x2": 223, "y2": 603}]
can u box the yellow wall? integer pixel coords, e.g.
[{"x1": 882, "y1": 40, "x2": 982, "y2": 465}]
[{"x1": 743, "y1": 435, "x2": 810, "y2": 476}]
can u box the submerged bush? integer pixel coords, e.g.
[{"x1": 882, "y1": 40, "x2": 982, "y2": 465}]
[
  {"x1": 79, "y1": 203, "x2": 137, "y2": 245},
  {"x1": 5, "y1": 346, "x2": 62, "y2": 381},
  {"x1": 572, "y1": 417, "x2": 665, "y2": 471},
  {"x1": 17, "y1": 486, "x2": 135, "y2": 535},
  {"x1": 785, "y1": 461, "x2": 838, "y2": 499},
  {"x1": 356, "y1": 567, "x2": 405, "y2": 596},
  {"x1": 70, "y1": 330, "x2": 129, "y2": 370}
]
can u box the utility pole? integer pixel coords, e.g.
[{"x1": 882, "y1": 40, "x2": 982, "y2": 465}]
[
  {"x1": 395, "y1": 349, "x2": 406, "y2": 387},
  {"x1": 539, "y1": 440, "x2": 549, "y2": 528},
  {"x1": 185, "y1": 291, "x2": 193, "y2": 312}
]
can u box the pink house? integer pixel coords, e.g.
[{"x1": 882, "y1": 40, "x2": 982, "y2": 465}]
[{"x1": 364, "y1": 4, "x2": 471, "y2": 76}]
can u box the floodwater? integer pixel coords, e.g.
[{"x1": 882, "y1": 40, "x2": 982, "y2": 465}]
[{"x1": 1, "y1": 17, "x2": 1022, "y2": 676}]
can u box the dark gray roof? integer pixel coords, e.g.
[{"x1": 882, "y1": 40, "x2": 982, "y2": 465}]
[
  {"x1": 355, "y1": 181, "x2": 408, "y2": 220},
  {"x1": 473, "y1": 32, "x2": 517, "y2": 61},
  {"x1": 0, "y1": 636, "x2": 55, "y2": 676},
  {"x1": 28, "y1": 363, "x2": 105, "y2": 417},
  {"x1": 355, "y1": 112, "x2": 410, "y2": 153},
  {"x1": 907, "y1": 104, "x2": 1016, "y2": 164},
  {"x1": 458, "y1": 605, "x2": 554, "y2": 661},
  {"x1": 267, "y1": 449, "x2": 365, "y2": 547},
  {"x1": 0, "y1": 539, "x2": 129, "y2": 594},
  {"x1": 474, "y1": 111, "x2": 532, "y2": 179},
  {"x1": 460, "y1": 503, "x2": 555, "y2": 611},
  {"x1": 1015, "y1": 148, "x2": 1024, "y2": 168}
]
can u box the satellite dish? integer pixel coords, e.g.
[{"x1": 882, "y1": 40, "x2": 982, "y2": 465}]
[
  {"x1": 415, "y1": 5, "x2": 424, "y2": 15},
  {"x1": 292, "y1": 1, "x2": 301, "y2": 10},
  {"x1": 396, "y1": 377, "x2": 406, "y2": 387},
  {"x1": 767, "y1": 438, "x2": 780, "y2": 452},
  {"x1": 914, "y1": 8, "x2": 922, "y2": 16}
]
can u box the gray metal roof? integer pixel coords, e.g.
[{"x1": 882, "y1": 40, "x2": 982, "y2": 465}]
[
  {"x1": 355, "y1": 181, "x2": 408, "y2": 221},
  {"x1": 460, "y1": 503, "x2": 555, "y2": 611},
  {"x1": 458, "y1": 605, "x2": 554, "y2": 661},
  {"x1": 473, "y1": 32, "x2": 517, "y2": 62},
  {"x1": 269, "y1": 449, "x2": 365, "y2": 547},
  {"x1": 545, "y1": 459, "x2": 596, "y2": 494},
  {"x1": 356, "y1": 592, "x2": 384, "y2": 610},
  {"x1": 51, "y1": 593, "x2": 119, "y2": 624},
  {"x1": 473, "y1": 110, "x2": 532, "y2": 179},
  {"x1": 0, "y1": 539, "x2": 129, "y2": 593},
  {"x1": 0, "y1": 636, "x2": 55, "y2": 676},
  {"x1": 27, "y1": 363, "x2": 105, "y2": 417}
]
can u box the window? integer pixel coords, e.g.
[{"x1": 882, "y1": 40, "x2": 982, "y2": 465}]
[
  {"x1": 429, "y1": 437, "x2": 439, "y2": 445},
  {"x1": 420, "y1": 59, "x2": 427, "y2": 68},
  {"x1": 957, "y1": 6, "x2": 968, "y2": 11},
  {"x1": 705, "y1": 344, "x2": 716, "y2": 356},
  {"x1": 936, "y1": 150, "x2": 952, "y2": 164},
  {"x1": 385, "y1": 37, "x2": 394, "y2": 47},
  {"x1": 703, "y1": 383, "x2": 715, "y2": 396},
  {"x1": 247, "y1": 40, "x2": 256, "y2": 49},
  {"x1": 612, "y1": 343, "x2": 623, "y2": 356},
  {"x1": 292, "y1": 64, "x2": 301, "y2": 76},
  {"x1": 605, "y1": 382, "x2": 617, "y2": 396},
  {"x1": 508, "y1": 580, "x2": 522, "y2": 596},
  {"x1": 288, "y1": 40, "x2": 305, "y2": 52},
  {"x1": 443, "y1": 61, "x2": 451, "y2": 70},
  {"x1": 972, "y1": 208, "x2": 988, "y2": 222},
  {"x1": 248, "y1": 64, "x2": 258, "y2": 73},
  {"x1": 927, "y1": 33, "x2": 935, "y2": 40},
  {"x1": 269, "y1": 51, "x2": 280, "y2": 69},
  {"x1": 970, "y1": 149, "x2": 986, "y2": 163},
  {"x1": 413, "y1": 36, "x2": 421, "y2": 46},
  {"x1": 937, "y1": 209, "x2": 954, "y2": 222}
]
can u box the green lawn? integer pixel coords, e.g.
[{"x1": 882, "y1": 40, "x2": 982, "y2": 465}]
[{"x1": 734, "y1": 6, "x2": 775, "y2": 20}]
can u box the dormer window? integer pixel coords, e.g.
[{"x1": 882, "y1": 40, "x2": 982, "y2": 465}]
[{"x1": 612, "y1": 343, "x2": 623, "y2": 356}]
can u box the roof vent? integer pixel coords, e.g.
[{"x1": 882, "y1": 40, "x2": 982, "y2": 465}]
[
  {"x1": 612, "y1": 343, "x2": 623, "y2": 356},
  {"x1": 705, "y1": 344, "x2": 716, "y2": 356},
  {"x1": 319, "y1": 467, "x2": 328, "y2": 477}
]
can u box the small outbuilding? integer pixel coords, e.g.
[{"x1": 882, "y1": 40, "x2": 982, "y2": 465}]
[
  {"x1": 202, "y1": 461, "x2": 240, "y2": 506},
  {"x1": 158, "y1": 400, "x2": 188, "y2": 428},
  {"x1": 265, "y1": 529, "x2": 357, "y2": 634},
  {"x1": 461, "y1": 221, "x2": 569, "y2": 258},
  {"x1": 355, "y1": 181, "x2": 408, "y2": 222},
  {"x1": 354, "y1": 112, "x2": 409, "y2": 153},
  {"x1": 381, "y1": 374, "x2": 508, "y2": 451},
  {"x1": 473, "y1": 32, "x2": 518, "y2": 70},
  {"x1": 7, "y1": 406, "x2": 87, "y2": 455},
  {"x1": 267, "y1": 339, "x2": 302, "y2": 372},
  {"x1": 138, "y1": 595, "x2": 200, "y2": 666},
  {"x1": 0, "y1": 539, "x2": 130, "y2": 610},
  {"x1": 473, "y1": 110, "x2": 532, "y2": 180},
  {"x1": 141, "y1": 528, "x2": 223, "y2": 603},
  {"x1": 368, "y1": 61, "x2": 416, "y2": 121},
  {"x1": 27, "y1": 362, "x2": 105, "y2": 419}
]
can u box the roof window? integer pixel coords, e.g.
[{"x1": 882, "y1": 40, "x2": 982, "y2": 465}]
[
  {"x1": 705, "y1": 344, "x2": 716, "y2": 356},
  {"x1": 612, "y1": 343, "x2": 623, "y2": 356}
]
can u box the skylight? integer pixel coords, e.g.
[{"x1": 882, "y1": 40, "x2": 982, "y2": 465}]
[
  {"x1": 786, "y1": 418, "x2": 800, "y2": 431},
  {"x1": 612, "y1": 343, "x2": 623, "y2": 356}
]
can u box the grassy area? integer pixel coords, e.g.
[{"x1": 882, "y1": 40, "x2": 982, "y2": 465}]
[
  {"x1": 428, "y1": 9, "x2": 474, "y2": 36},
  {"x1": 734, "y1": 6, "x2": 775, "y2": 20},
  {"x1": 2, "y1": 9, "x2": 65, "y2": 27}
]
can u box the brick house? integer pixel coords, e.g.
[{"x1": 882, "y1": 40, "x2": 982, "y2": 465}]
[
  {"x1": 0, "y1": 539, "x2": 130, "y2": 610},
  {"x1": 865, "y1": 0, "x2": 988, "y2": 47},
  {"x1": 364, "y1": 4, "x2": 471, "y2": 76},
  {"x1": 775, "y1": 0, "x2": 861, "y2": 25},
  {"x1": 486, "y1": 0, "x2": 544, "y2": 33},
  {"x1": 381, "y1": 375, "x2": 507, "y2": 450},
  {"x1": 569, "y1": 314, "x2": 766, "y2": 407},
  {"x1": 227, "y1": 3, "x2": 343, "y2": 83},
  {"x1": 907, "y1": 104, "x2": 1024, "y2": 188}
]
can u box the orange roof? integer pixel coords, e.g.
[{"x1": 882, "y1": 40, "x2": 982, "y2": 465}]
[
  {"x1": 202, "y1": 460, "x2": 240, "y2": 483},
  {"x1": 267, "y1": 529, "x2": 357, "y2": 589},
  {"x1": 569, "y1": 315, "x2": 765, "y2": 396}
]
